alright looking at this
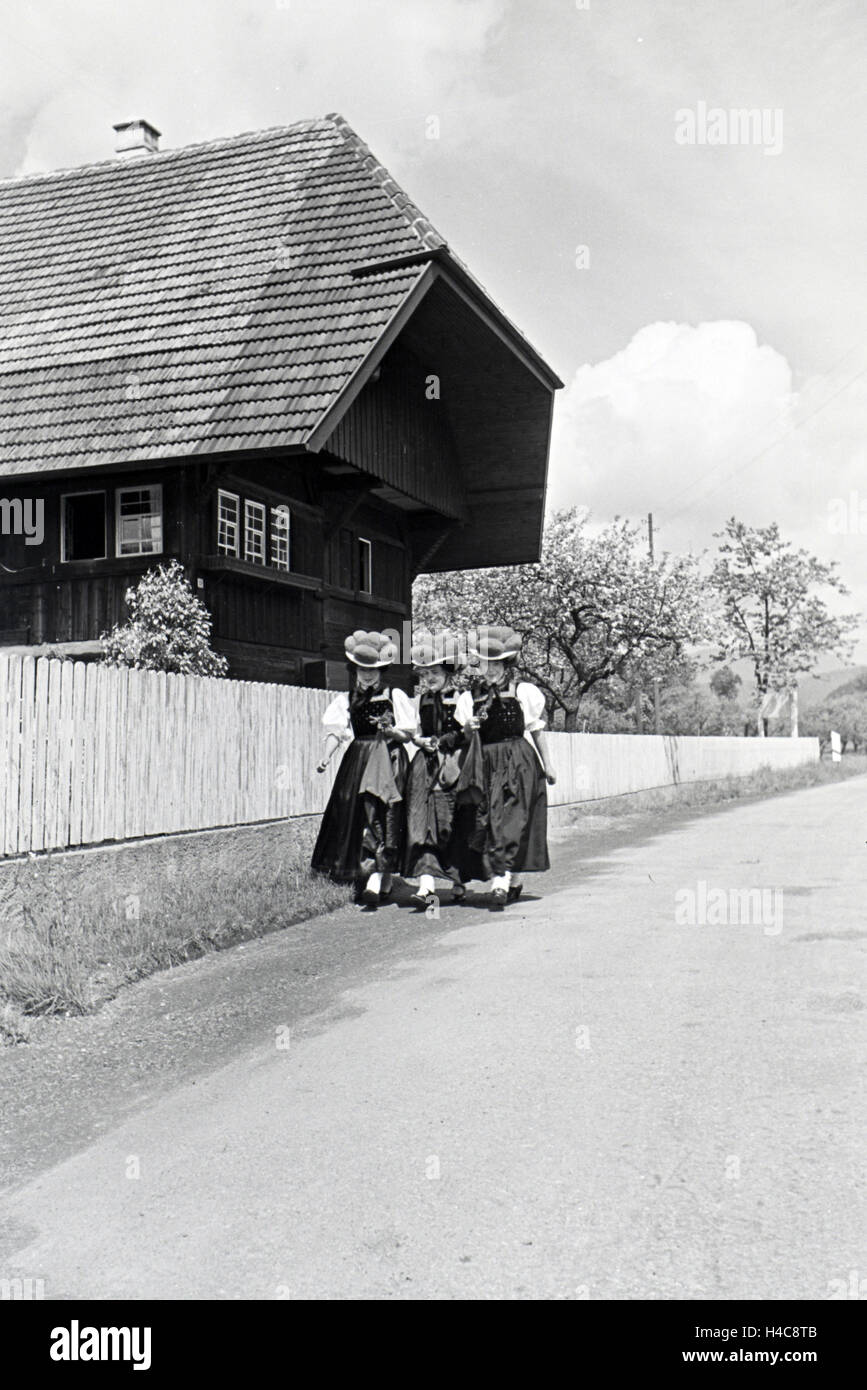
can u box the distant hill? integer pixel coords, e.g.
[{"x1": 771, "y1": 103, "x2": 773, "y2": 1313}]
[
  {"x1": 795, "y1": 667, "x2": 867, "y2": 711},
  {"x1": 693, "y1": 661, "x2": 867, "y2": 711}
]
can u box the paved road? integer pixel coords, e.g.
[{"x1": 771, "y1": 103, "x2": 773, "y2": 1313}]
[{"x1": 1, "y1": 778, "x2": 865, "y2": 1299}]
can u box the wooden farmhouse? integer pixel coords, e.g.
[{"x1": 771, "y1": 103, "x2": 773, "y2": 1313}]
[{"x1": 0, "y1": 115, "x2": 561, "y2": 687}]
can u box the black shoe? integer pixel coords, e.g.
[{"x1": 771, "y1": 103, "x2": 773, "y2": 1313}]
[
  {"x1": 361, "y1": 887, "x2": 379, "y2": 910},
  {"x1": 410, "y1": 891, "x2": 436, "y2": 911},
  {"x1": 507, "y1": 883, "x2": 523, "y2": 904},
  {"x1": 451, "y1": 885, "x2": 467, "y2": 904},
  {"x1": 490, "y1": 887, "x2": 507, "y2": 911}
]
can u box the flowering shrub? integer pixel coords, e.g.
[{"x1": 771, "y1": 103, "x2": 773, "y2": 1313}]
[{"x1": 100, "y1": 559, "x2": 228, "y2": 677}]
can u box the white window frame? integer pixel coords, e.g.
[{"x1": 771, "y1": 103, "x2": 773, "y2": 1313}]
[
  {"x1": 60, "y1": 490, "x2": 108, "y2": 563},
  {"x1": 115, "y1": 484, "x2": 163, "y2": 558},
  {"x1": 358, "y1": 536, "x2": 372, "y2": 594},
  {"x1": 244, "y1": 499, "x2": 266, "y2": 565},
  {"x1": 217, "y1": 489, "x2": 240, "y2": 557},
  {"x1": 270, "y1": 504, "x2": 291, "y2": 572}
]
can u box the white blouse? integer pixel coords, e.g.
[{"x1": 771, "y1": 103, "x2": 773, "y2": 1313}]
[
  {"x1": 452, "y1": 682, "x2": 547, "y2": 734},
  {"x1": 515, "y1": 681, "x2": 547, "y2": 734},
  {"x1": 321, "y1": 686, "x2": 418, "y2": 743}
]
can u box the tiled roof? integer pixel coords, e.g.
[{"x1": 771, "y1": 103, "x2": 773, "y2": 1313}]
[{"x1": 0, "y1": 114, "x2": 452, "y2": 477}]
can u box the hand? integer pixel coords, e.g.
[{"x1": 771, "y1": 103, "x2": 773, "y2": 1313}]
[
  {"x1": 466, "y1": 717, "x2": 480, "y2": 731},
  {"x1": 422, "y1": 736, "x2": 439, "y2": 752}
]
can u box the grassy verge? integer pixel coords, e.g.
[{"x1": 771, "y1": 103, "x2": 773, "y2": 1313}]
[
  {"x1": 0, "y1": 848, "x2": 350, "y2": 1042},
  {"x1": 557, "y1": 752, "x2": 867, "y2": 824}
]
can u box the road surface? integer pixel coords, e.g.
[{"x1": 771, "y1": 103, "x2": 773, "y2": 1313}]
[{"x1": 1, "y1": 777, "x2": 865, "y2": 1299}]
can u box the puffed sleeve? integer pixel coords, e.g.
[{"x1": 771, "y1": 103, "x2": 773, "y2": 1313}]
[
  {"x1": 391, "y1": 686, "x2": 418, "y2": 733},
  {"x1": 453, "y1": 690, "x2": 474, "y2": 726},
  {"x1": 516, "y1": 682, "x2": 547, "y2": 733},
  {"x1": 322, "y1": 691, "x2": 352, "y2": 742}
]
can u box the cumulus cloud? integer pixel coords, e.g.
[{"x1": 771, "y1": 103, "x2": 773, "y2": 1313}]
[
  {"x1": 549, "y1": 320, "x2": 798, "y2": 524},
  {"x1": 549, "y1": 320, "x2": 867, "y2": 657}
]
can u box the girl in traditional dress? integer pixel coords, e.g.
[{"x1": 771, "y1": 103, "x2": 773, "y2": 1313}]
[
  {"x1": 403, "y1": 635, "x2": 484, "y2": 910},
  {"x1": 462, "y1": 626, "x2": 557, "y2": 910},
  {"x1": 312, "y1": 630, "x2": 416, "y2": 909}
]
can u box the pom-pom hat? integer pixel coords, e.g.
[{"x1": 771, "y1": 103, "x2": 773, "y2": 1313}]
[
  {"x1": 410, "y1": 631, "x2": 462, "y2": 669},
  {"x1": 468, "y1": 626, "x2": 523, "y2": 661},
  {"x1": 344, "y1": 629, "x2": 399, "y2": 668}
]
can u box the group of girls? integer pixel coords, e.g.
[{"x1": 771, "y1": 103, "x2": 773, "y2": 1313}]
[{"x1": 311, "y1": 625, "x2": 556, "y2": 911}]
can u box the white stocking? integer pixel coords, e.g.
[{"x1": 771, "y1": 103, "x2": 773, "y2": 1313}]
[{"x1": 418, "y1": 874, "x2": 436, "y2": 897}]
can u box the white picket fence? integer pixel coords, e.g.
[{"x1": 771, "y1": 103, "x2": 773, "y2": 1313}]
[
  {"x1": 545, "y1": 730, "x2": 819, "y2": 807},
  {"x1": 0, "y1": 654, "x2": 335, "y2": 855},
  {"x1": 0, "y1": 654, "x2": 819, "y2": 857}
]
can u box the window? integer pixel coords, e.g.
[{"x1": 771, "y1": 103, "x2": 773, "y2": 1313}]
[
  {"x1": 217, "y1": 490, "x2": 240, "y2": 556},
  {"x1": 244, "y1": 500, "x2": 266, "y2": 564},
  {"x1": 358, "y1": 536, "x2": 372, "y2": 593},
  {"x1": 61, "y1": 492, "x2": 107, "y2": 562},
  {"x1": 270, "y1": 505, "x2": 290, "y2": 571},
  {"x1": 116, "y1": 485, "x2": 163, "y2": 556},
  {"x1": 218, "y1": 489, "x2": 295, "y2": 572}
]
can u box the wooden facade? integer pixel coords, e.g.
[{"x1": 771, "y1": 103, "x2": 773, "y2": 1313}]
[
  {"x1": 0, "y1": 118, "x2": 561, "y2": 688},
  {"x1": 0, "y1": 441, "x2": 415, "y2": 687}
]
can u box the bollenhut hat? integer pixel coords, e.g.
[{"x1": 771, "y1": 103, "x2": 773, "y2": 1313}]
[
  {"x1": 468, "y1": 626, "x2": 523, "y2": 661},
  {"x1": 344, "y1": 630, "x2": 399, "y2": 668},
  {"x1": 410, "y1": 630, "x2": 462, "y2": 669}
]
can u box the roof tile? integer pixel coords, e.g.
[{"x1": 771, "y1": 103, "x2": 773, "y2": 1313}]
[{"x1": 0, "y1": 116, "x2": 439, "y2": 476}]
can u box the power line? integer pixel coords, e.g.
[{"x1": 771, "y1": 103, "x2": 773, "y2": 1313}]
[
  {"x1": 658, "y1": 342, "x2": 867, "y2": 524},
  {"x1": 665, "y1": 360, "x2": 867, "y2": 527}
]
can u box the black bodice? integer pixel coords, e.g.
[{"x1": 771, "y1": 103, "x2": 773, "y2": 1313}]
[
  {"x1": 474, "y1": 690, "x2": 526, "y2": 743},
  {"x1": 418, "y1": 690, "x2": 462, "y2": 744},
  {"x1": 349, "y1": 688, "x2": 395, "y2": 739}
]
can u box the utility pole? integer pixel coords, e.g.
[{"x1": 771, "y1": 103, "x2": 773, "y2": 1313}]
[{"x1": 647, "y1": 512, "x2": 662, "y2": 735}]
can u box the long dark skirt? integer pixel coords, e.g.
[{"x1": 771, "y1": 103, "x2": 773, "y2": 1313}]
[
  {"x1": 477, "y1": 736, "x2": 549, "y2": 876},
  {"x1": 404, "y1": 750, "x2": 486, "y2": 884},
  {"x1": 311, "y1": 738, "x2": 409, "y2": 884}
]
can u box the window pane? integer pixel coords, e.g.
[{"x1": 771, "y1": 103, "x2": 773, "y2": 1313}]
[
  {"x1": 270, "y1": 505, "x2": 290, "y2": 571},
  {"x1": 358, "y1": 537, "x2": 372, "y2": 593},
  {"x1": 217, "y1": 492, "x2": 239, "y2": 556},
  {"x1": 244, "y1": 500, "x2": 265, "y2": 564},
  {"x1": 63, "y1": 494, "x2": 106, "y2": 561},
  {"x1": 117, "y1": 486, "x2": 163, "y2": 556}
]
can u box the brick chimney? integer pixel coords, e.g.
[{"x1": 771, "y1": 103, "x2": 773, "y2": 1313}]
[{"x1": 113, "y1": 120, "x2": 161, "y2": 158}]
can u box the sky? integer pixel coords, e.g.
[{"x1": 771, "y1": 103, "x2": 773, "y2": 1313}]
[{"x1": 2, "y1": 0, "x2": 866, "y2": 657}]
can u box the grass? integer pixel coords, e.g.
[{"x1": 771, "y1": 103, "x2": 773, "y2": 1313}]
[
  {"x1": 0, "y1": 848, "x2": 350, "y2": 1040},
  {"x1": 558, "y1": 752, "x2": 867, "y2": 823}
]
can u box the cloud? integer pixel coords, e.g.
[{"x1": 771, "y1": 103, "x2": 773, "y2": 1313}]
[
  {"x1": 549, "y1": 320, "x2": 797, "y2": 523},
  {"x1": 549, "y1": 319, "x2": 867, "y2": 658},
  {"x1": 0, "y1": 0, "x2": 507, "y2": 178}
]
